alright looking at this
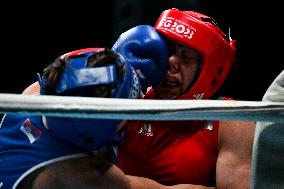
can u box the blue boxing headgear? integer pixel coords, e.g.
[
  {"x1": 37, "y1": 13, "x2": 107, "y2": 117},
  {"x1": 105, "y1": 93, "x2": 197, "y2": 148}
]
[
  {"x1": 39, "y1": 48, "x2": 141, "y2": 150},
  {"x1": 40, "y1": 48, "x2": 140, "y2": 99}
]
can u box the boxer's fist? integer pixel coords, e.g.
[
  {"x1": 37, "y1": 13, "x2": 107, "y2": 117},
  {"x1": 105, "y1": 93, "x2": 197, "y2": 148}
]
[{"x1": 112, "y1": 25, "x2": 168, "y2": 91}]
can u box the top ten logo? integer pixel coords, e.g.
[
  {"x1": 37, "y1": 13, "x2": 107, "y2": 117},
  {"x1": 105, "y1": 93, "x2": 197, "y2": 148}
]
[{"x1": 159, "y1": 16, "x2": 196, "y2": 40}]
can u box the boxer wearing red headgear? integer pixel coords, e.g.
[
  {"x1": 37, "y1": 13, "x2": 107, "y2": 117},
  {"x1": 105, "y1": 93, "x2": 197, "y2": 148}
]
[
  {"x1": 154, "y1": 8, "x2": 236, "y2": 100},
  {"x1": 118, "y1": 8, "x2": 255, "y2": 189}
]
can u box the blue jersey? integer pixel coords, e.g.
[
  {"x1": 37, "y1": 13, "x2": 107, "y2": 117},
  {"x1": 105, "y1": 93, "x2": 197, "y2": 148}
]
[{"x1": 0, "y1": 114, "x2": 108, "y2": 189}]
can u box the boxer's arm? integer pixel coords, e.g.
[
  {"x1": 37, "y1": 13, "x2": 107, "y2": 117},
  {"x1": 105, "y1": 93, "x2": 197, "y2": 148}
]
[
  {"x1": 22, "y1": 81, "x2": 40, "y2": 95},
  {"x1": 126, "y1": 175, "x2": 214, "y2": 189},
  {"x1": 216, "y1": 120, "x2": 255, "y2": 189},
  {"x1": 19, "y1": 155, "x2": 213, "y2": 189}
]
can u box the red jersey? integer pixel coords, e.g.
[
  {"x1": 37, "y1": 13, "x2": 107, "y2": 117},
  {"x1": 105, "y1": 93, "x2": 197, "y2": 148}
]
[{"x1": 118, "y1": 91, "x2": 219, "y2": 186}]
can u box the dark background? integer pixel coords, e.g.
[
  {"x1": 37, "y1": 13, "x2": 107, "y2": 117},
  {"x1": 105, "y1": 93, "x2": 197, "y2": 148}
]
[{"x1": 0, "y1": 0, "x2": 282, "y2": 100}]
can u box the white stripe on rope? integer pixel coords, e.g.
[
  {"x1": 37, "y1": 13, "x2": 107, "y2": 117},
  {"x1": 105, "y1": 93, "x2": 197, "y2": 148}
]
[{"x1": 0, "y1": 93, "x2": 283, "y2": 122}]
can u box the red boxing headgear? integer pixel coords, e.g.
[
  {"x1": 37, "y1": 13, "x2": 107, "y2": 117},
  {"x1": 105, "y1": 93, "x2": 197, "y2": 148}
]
[{"x1": 155, "y1": 8, "x2": 236, "y2": 99}]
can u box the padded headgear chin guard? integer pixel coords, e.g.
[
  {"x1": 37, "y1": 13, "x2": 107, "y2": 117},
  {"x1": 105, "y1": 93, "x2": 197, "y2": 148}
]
[
  {"x1": 39, "y1": 48, "x2": 140, "y2": 150},
  {"x1": 155, "y1": 8, "x2": 236, "y2": 99}
]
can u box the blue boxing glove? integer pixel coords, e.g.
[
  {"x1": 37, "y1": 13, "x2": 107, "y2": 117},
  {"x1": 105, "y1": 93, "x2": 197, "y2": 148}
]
[{"x1": 112, "y1": 25, "x2": 168, "y2": 92}]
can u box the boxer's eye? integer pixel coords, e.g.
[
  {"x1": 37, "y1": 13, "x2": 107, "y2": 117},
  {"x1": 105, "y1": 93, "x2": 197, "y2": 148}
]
[{"x1": 182, "y1": 57, "x2": 195, "y2": 65}]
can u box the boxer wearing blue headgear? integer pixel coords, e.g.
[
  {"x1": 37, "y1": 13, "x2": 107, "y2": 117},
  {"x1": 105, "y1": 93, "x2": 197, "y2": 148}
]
[
  {"x1": 0, "y1": 48, "x2": 141, "y2": 189},
  {"x1": 39, "y1": 48, "x2": 141, "y2": 151},
  {"x1": 0, "y1": 24, "x2": 169, "y2": 188}
]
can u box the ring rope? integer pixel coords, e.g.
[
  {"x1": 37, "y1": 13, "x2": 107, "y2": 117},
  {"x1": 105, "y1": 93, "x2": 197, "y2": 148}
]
[{"x1": 0, "y1": 93, "x2": 283, "y2": 122}]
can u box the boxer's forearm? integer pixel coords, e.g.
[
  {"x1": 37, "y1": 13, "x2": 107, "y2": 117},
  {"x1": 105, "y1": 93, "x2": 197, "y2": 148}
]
[{"x1": 126, "y1": 175, "x2": 215, "y2": 189}]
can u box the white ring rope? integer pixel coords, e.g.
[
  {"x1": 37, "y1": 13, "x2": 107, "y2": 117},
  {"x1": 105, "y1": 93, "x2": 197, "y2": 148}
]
[{"x1": 0, "y1": 93, "x2": 283, "y2": 122}]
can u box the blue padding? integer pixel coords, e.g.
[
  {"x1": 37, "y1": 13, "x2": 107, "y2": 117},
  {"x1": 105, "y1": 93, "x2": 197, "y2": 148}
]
[
  {"x1": 56, "y1": 65, "x2": 117, "y2": 93},
  {"x1": 45, "y1": 116, "x2": 124, "y2": 151},
  {"x1": 40, "y1": 49, "x2": 141, "y2": 99}
]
